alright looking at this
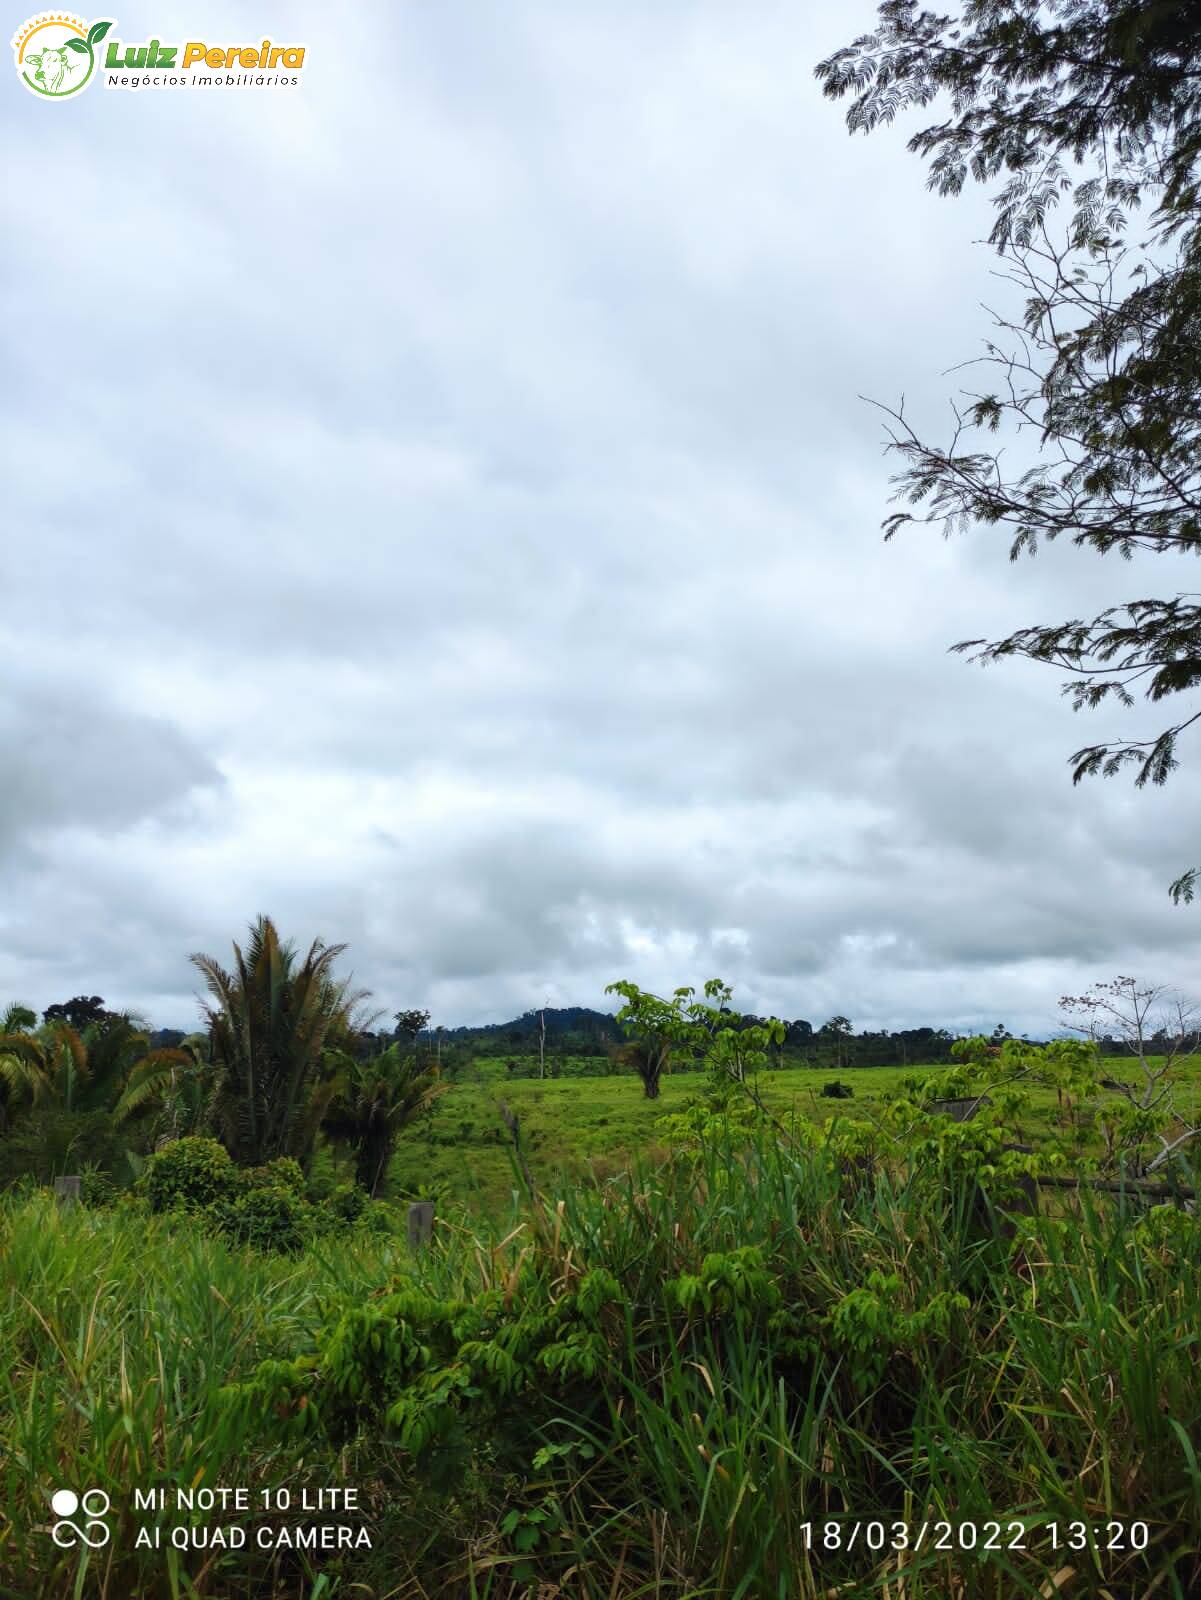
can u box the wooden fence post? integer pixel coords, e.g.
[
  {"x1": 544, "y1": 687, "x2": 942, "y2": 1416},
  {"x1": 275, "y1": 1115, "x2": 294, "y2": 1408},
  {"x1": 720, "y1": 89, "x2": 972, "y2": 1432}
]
[
  {"x1": 54, "y1": 1176, "x2": 81, "y2": 1206},
  {"x1": 407, "y1": 1200, "x2": 436, "y2": 1250}
]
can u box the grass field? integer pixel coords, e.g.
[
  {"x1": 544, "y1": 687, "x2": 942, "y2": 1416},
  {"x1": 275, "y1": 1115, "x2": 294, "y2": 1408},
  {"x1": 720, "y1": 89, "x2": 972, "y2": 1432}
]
[
  {"x1": 386, "y1": 1054, "x2": 1201, "y2": 1215},
  {"x1": 4, "y1": 1048, "x2": 1200, "y2": 1596},
  {"x1": 4, "y1": 1127, "x2": 1200, "y2": 1598},
  {"x1": 0, "y1": 1193, "x2": 412, "y2": 1599}
]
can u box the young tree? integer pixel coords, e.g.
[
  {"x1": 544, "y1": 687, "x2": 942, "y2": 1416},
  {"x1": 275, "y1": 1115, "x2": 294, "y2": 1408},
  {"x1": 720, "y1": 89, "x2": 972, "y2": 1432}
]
[
  {"x1": 605, "y1": 983, "x2": 682, "y2": 1098},
  {"x1": 606, "y1": 979, "x2": 786, "y2": 1095},
  {"x1": 1059, "y1": 975, "x2": 1201, "y2": 1174},
  {"x1": 818, "y1": 0, "x2": 1201, "y2": 900}
]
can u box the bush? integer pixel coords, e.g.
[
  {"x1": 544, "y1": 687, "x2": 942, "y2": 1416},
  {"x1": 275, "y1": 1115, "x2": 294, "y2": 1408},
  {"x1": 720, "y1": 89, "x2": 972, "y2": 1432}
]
[
  {"x1": 238, "y1": 1156, "x2": 306, "y2": 1196},
  {"x1": 140, "y1": 1139, "x2": 383, "y2": 1251},
  {"x1": 355, "y1": 1198, "x2": 403, "y2": 1236},
  {"x1": 219, "y1": 1183, "x2": 309, "y2": 1253},
  {"x1": 143, "y1": 1136, "x2": 237, "y2": 1212},
  {"x1": 79, "y1": 1165, "x2": 119, "y2": 1207},
  {"x1": 323, "y1": 1182, "x2": 367, "y2": 1224},
  {"x1": 218, "y1": 1129, "x2": 1201, "y2": 1597}
]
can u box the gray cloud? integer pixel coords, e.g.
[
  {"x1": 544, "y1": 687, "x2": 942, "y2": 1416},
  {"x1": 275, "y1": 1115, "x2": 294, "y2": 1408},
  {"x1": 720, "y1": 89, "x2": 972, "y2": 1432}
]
[
  {"x1": 2, "y1": 0, "x2": 1199, "y2": 1037},
  {"x1": 0, "y1": 668, "x2": 223, "y2": 846}
]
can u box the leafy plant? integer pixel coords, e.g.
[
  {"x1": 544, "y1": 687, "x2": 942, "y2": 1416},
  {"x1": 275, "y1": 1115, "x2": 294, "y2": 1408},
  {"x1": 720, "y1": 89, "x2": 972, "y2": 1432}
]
[{"x1": 5, "y1": 1114, "x2": 1201, "y2": 1596}]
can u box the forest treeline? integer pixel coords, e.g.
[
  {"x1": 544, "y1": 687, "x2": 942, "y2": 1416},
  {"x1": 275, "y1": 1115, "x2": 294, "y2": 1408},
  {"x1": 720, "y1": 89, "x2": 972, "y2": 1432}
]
[{"x1": 30, "y1": 994, "x2": 1192, "y2": 1076}]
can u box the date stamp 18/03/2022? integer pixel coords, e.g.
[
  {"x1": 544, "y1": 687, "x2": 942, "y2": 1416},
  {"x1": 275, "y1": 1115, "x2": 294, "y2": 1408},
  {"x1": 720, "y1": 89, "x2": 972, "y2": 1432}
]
[{"x1": 800, "y1": 1519, "x2": 1150, "y2": 1556}]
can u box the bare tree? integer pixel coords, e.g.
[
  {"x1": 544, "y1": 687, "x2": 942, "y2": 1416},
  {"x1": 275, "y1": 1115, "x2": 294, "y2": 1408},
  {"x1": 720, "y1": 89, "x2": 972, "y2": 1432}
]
[{"x1": 1060, "y1": 976, "x2": 1201, "y2": 1175}]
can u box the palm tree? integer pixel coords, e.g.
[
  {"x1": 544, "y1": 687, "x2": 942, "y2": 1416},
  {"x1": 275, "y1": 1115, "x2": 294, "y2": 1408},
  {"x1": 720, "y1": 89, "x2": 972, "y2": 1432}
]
[
  {"x1": 324, "y1": 1043, "x2": 447, "y2": 1197},
  {"x1": 2, "y1": 1003, "x2": 37, "y2": 1034},
  {"x1": 192, "y1": 915, "x2": 374, "y2": 1168},
  {"x1": 114, "y1": 1033, "x2": 215, "y2": 1145},
  {"x1": 0, "y1": 1013, "x2": 189, "y2": 1127},
  {"x1": 0, "y1": 1023, "x2": 47, "y2": 1131}
]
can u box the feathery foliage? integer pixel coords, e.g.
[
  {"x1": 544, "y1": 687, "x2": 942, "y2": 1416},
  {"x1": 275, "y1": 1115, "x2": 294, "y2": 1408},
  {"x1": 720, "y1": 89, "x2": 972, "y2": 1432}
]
[
  {"x1": 0, "y1": 1015, "x2": 188, "y2": 1124},
  {"x1": 192, "y1": 914, "x2": 373, "y2": 1168},
  {"x1": 324, "y1": 1042, "x2": 448, "y2": 1196},
  {"x1": 818, "y1": 0, "x2": 1201, "y2": 899}
]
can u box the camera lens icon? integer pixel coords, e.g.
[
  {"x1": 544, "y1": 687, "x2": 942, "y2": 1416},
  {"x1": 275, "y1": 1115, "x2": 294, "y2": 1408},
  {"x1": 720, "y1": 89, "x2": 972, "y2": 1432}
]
[{"x1": 51, "y1": 1487, "x2": 111, "y2": 1548}]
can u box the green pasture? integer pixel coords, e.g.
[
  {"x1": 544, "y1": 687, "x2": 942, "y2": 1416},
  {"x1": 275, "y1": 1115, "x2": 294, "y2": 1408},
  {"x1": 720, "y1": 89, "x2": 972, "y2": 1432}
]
[{"x1": 387, "y1": 1054, "x2": 1201, "y2": 1216}]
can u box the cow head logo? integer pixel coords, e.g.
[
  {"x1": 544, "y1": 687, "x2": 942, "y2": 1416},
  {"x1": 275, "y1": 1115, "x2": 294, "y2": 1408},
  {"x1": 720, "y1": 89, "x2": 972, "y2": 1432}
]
[{"x1": 11, "y1": 14, "x2": 113, "y2": 98}]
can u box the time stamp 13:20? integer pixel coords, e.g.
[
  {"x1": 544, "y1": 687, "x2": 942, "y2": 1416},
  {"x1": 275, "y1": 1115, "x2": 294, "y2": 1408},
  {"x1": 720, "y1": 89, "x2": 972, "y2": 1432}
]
[{"x1": 799, "y1": 1520, "x2": 1150, "y2": 1555}]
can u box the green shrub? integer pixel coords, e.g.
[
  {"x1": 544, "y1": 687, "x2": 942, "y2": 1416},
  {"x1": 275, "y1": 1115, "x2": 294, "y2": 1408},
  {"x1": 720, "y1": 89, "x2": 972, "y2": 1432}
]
[
  {"x1": 215, "y1": 1130, "x2": 1201, "y2": 1596},
  {"x1": 219, "y1": 1183, "x2": 309, "y2": 1253},
  {"x1": 6, "y1": 1119, "x2": 1201, "y2": 1597},
  {"x1": 238, "y1": 1155, "x2": 306, "y2": 1195},
  {"x1": 143, "y1": 1136, "x2": 237, "y2": 1212},
  {"x1": 141, "y1": 1139, "x2": 377, "y2": 1251},
  {"x1": 79, "y1": 1164, "x2": 119, "y2": 1208},
  {"x1": 355, "y1": 1198, "x2": 403, "y2": 1236},
  {"x1": 324, "y1": 1182, "x2": 367, "y2": 1223},
  {"x1": 309, "y1": 1183, "x2": 370, "y2": 1236}
]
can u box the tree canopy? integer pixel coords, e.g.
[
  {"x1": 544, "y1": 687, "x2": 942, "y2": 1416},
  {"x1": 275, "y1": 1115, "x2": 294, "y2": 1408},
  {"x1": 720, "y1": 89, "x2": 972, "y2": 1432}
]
[{"x1": 818, "y1": 0, "x2": 1201, "y2": 899}]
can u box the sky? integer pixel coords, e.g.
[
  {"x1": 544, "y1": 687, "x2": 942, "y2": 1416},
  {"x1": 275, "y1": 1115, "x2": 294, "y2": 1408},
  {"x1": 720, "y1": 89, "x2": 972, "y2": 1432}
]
[{"x1": 3, "y1": 0, "x2": 1200, "y2": 1039}]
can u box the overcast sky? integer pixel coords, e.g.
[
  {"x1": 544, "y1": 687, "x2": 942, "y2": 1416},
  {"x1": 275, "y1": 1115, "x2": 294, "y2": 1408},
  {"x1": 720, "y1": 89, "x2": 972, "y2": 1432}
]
[{"x1": 3, "y1": 0, "x2": 1199, "y2": 1037}]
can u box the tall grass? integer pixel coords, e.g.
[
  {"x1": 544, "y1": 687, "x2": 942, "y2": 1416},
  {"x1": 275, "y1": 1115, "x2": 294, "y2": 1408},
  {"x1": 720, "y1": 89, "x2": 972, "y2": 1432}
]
[
  {"x1": 2, "y1": 1135, "x2": 1199, "y2": 1598},
  {"x1": 0, "y1": 1195, "x2": 413, "y2": 1598}
]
